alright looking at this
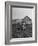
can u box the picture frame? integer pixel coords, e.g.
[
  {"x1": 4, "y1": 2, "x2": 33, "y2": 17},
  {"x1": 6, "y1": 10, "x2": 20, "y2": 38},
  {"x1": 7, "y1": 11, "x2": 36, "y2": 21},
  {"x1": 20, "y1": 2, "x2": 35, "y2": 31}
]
[{"x1": 5, "y1": 1, "x2": 37, "y2": 44}]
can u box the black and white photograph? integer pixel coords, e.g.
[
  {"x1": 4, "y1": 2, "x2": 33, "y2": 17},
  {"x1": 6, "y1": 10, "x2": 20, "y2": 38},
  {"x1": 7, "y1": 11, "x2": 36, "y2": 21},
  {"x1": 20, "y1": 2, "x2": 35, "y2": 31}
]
[
  {"x1": 12, "y1": 7, "x2": 32, "y2": 38},
  {"x1": 5, "y1": 2, "x2": 37, "y2": 44}
]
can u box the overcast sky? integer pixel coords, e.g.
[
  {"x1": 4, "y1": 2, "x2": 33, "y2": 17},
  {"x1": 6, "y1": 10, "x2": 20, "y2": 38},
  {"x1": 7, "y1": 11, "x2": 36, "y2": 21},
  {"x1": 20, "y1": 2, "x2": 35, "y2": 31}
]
[{"x1": 12, "y1": 7, "x2": 35, "y2": 20}]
